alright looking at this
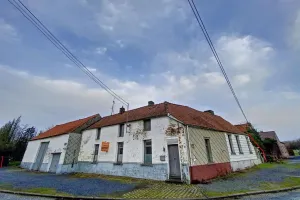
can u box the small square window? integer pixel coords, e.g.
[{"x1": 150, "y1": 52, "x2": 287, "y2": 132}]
[
  {"x1": 96, "y1": 128, "x2": 101, "y2": 140},
  {"x1": 144, "y1": 119, "x2": 151, "y2": 131},
  {"x1": 119, "y1": 124, "x2": 124, "y2": 137}
]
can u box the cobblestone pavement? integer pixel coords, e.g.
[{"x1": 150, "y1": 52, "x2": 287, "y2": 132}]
[
  {"x1": 0, "y1": 168, "x2": 135, "y2": 196},
  {"x1": 0, "y1": 193, "x2": 53, "y2": 200},
  {"x1": 198, "y1": 163, "x2": 300, "y2": 194}
]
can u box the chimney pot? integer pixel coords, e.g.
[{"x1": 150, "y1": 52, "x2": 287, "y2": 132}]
[
  {"x1": 148, "y1": 101, "x2": 155, "y2": 106},
  {"x1": 204, "y1": 110, "x2": 214, "y2": 115},
  {"x1": 119, "y1": 106, "x2": 125, "y2": 114}
]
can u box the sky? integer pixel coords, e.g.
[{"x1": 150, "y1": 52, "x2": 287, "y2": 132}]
[{"x1": 1, "y1": 0, "x2": 300, "y2": 141}]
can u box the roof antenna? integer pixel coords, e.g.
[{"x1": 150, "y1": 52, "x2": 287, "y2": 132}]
[{"x1": 111, "y1": 98, "x2": 115, "y2": 115}]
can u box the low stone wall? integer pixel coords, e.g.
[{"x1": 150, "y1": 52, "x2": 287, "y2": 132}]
[{"x1": 231, "y1": 158, "x2": 261, "y2": 171}]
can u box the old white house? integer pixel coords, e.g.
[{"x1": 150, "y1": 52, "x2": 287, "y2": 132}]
[
  {"x1": 21, "y1": 101, "x2": 261, "y2": 183},
  {"x1": 21, "y1": 114, "x2": 101, "y2": 173}
]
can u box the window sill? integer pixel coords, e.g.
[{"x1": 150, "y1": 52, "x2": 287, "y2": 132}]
[
  {"x1": 206, "y1": 162, "x2": 215, "y2": 165},
  {"x1": 141, "y1": 163, "x2": 153, "y2": 167},
  {"x1": 239, "y1": 153, "x2": 244, "y2": 155},
  {"x1": 91, "y1": 162, "x2": 97, "y2": 164},
  {"x1": 231, "y1": 153, "x2": 236, "y2": 155},
  {"x1": 113, "y1": 162, "x2": 123, "y2": 165}
]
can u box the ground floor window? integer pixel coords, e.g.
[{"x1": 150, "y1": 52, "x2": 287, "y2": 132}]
[
  {"x1": 117, "y1": 142, "x2": 123, "y2": 163},
  {"x1": 144, "y1": 140, "x2": 152, "y2": 164},
  {"x1": 205, "y1": 138, "x2": 213, "y2": 163},
  {"x1": 93, "y1": 144, "x2": 99, "y2": 163}
]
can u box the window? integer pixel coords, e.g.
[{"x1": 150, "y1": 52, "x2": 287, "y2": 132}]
[
  {"x1": 96, "y1": 128, "x2": 101, "y2": 140},
  {"x1": 246, "y1": 136, "x2": 253, "y2": 154},
  {"x1": 144, "y1": 140, "x2": 152, "y2": 164},
  {"x1": 93, "y1": 144, "x2": 99, "y2": 163},
  {"x1": 117, "y1": 142, "x2": 123, "y2": 163},
  {"x1": 227, "y1": 134, "x2": 235, "y2": 154},
  {"x1": 235, "y1": 135, "x2": 243, "y2": 154},
  {"x1": 143, "y1": 119, "x2": 151, "y2": 131},
  {"x1": 119, "y1": 124, "x2": 124, "y2": 137},
  {"x1": 205, "y1": 138, "x2": 213, "y2": 163}
]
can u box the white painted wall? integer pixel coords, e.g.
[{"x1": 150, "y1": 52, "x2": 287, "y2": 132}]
[
  {"x1": 78, "y1": 117, "x2": 172, "y2": 164},
  {"x1": 22, "y1": 134, "x2": 70, "y2": 168},
  {"x1": 225, "y1": 133, "x2": 260, "y2": 171}
]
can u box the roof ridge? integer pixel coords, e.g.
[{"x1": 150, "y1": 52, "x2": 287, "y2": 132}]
[{"x1": 55, "y1": 114, "x2": 99, "y2": 126}]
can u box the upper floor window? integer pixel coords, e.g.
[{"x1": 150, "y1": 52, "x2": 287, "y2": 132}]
[
  {"x1": 96, "y1": 128, "x2": 101, "y2": 140},
  {"x1": 119, "y1": 124, "x2": 124, "y2": 137},
  {"x1": 143, "y1": 119, "x2": 151, "y2": 131},
  {"x1": 227, "y1": 134, "x2": 235, "y2": 154},
  {"x1": 235, "y1": 135, "x2": 243, "y2": 154}
]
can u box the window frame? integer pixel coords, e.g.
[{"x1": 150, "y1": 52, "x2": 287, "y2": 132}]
[
  {"x1": 96, "y1": 128, "x2": 101, "y2": 140},
  {"x1": 119, "y1": 124, "x2": 125, "y2": 137},
  {"x1": 235, "y1": 135, "x2": 243, "y2": 154},
  {"x1": 204, "y1": 137, "x2": 213, "y2": 163},
  {"x1": 143, "y1": 119, "x2": 151, "y2": 131},
  {"x1": 227, "y1": 134, "x2": 235, "y2": 155},
  {"x1": 117, "y1": 142, "x2": 124, "y2": 163},
  {"x1": 246, "y1": 136, "x2": 253, "y2": 154},
  {"x1": 143, "y1": 139, "x2": 152, "y2": 164},
  {"x1": 93, "y1": 144, "x2": 99, "y2": 163}
]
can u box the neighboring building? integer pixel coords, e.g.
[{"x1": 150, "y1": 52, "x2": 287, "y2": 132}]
[
  {"x1": 21, "y1": 114, "x2": 101, "y2": 173},
  {"x1": 259, "y1": 131, "x2": 289, "y2": 159},
  {"x1": 21, "y1": 101, "x2": 261, "y2": 183},
  {"x1": 76, "y1": 101, "x2": 259, "y2": 183}
]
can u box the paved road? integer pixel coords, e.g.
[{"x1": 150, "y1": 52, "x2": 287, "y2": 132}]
[
  {"x1": 238, "y1": 189, "x2": 300, "y2": 200},
  {"x1": 0, "y1": 193, "x2": 52, "y2": 200},
  {"x1": 0, "y1": 168, "x2": 135, "y2": 196}
]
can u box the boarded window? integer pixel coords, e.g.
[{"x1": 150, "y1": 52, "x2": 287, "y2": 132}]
[
  {"x1": 93, "y1": 144, "x2": 99, "y2": 163},
  {"x1": 119, "y1": 124, "x2": 124, "y2": 137},
  {"x1": 246, "y1": 136, "x2": 253, "y2": 154},
  {"x1": 117, "y1": 142, "x2": 123, "y2": 163},
  {"x1": 143, "y1": 119, "x2": 151, "y2": 131},
  {"x1": 205, "y1": 138, "x2": 213, "y2": 163},
  {"x1": 96, "y1": 128, "x2": 101, "y2": 140},
  {"x1": 144, "y1": 140, "x2": 152, "y2": 164},
  {"x1": 228, "y1": 134, "x2": 235, "y2": 154},
  {"x1": 235, "y1": 135, "x2": 243, "y2": 154}
]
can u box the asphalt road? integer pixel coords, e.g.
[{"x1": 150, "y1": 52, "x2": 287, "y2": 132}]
[
  {"x1": 238, "y1": 189, "x2": 300, "y2": 200},
  {"x1": 0, "y1": 193, "x2": 53, "y2": 200}
]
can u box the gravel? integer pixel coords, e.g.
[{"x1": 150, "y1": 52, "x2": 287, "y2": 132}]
[
  {"x1": 199, "y1": 164, "x2": 300, "y2": 193},
  {"x1": 0, "y1": 193, "x2": 53, "y2": 200},
  {"x1": 0, "y1": 169, "x2": 135, "y2": 196}
]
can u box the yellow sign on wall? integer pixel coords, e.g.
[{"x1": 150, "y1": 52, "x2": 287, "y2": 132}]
[{"x1": 101, "y1": 142, "x2": 110, "y2": 152}]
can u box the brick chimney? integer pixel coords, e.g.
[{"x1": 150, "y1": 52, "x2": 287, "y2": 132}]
[
  {"x1": 119, "y1": 106, "x2": 125, "y2": 114},
  {"x1": 148, "y1": 101, "x2": 155, "y2": 106},
  {"x1": 204, "y1": 110, "x2": 214, "y2": 115}
]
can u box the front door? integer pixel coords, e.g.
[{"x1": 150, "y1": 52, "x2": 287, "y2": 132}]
[
  {"x1": 49, "y1": 153, "x2": 61, "y2": 173},
  {"x1": 32, "y1": 142, "x2": 49, "y2": 171},
  {"x1": 168, "y1": 144, "x2": 181, "y2": 179}
]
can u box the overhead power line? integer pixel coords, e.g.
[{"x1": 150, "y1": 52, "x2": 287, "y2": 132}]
[
  {"x1": 8, "y1": 0, "x2": 129, "y2": 108},
  {"x1": 187, "y1": 0, "x2": 249, "y2": 122}
]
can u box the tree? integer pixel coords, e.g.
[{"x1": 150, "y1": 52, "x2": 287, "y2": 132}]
[{"x1": 0, "y1": 117, "x2": 36, "y2": 161}]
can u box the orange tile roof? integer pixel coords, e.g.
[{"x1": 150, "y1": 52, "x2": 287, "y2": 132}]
[
  {"x1": 90, "y1": 102, "x2": 242, "y2": 134},
  {"x1": 235, "y1": 123, "x2": 251, "y2": 133},
  {"x1": 32, "y1": 114, "x2": 100, "y2": 140}
]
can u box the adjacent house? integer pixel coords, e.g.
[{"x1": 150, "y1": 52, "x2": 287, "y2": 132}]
[
  {"x1": 259, "y1": 131, "x2": 289, "y2": 159},
  {"x1": 21, "y1": 114, "x2": 101, "y2": 173},
  {"x1": 21, "y1": 101, "x2": 261, "y2": 183}
]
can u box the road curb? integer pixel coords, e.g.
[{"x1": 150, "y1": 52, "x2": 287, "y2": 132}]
[
  {"x1": 1, "y1": 186, "x2": 300, "y2": 199},
  {"x1": 0, "y1": 189, "x2": 122, "y2": 199}
]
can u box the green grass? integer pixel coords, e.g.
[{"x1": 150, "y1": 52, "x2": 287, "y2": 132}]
[
  {"x1": 24, "y1": 187, "x2": 72, "y2": 196},
  {"x1": 8, "y1": 161, "x2": 21, "y2": 167},
  {"x1": 203, "y1": 189, "x2": 249, "y2": 197}
]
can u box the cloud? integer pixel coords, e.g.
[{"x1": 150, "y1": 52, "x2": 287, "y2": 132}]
[
  {"x1": 0, "y1": 18, "x2": 18, "y2": 41},
  {"x1": 95, "y1": 47, "x2": 107, "y2": 55},
  {"x1": 290, "y1": 10, "x2": 300, "y2": 49},
  {"x1": 86, "y1": 67, "x2": 97, "y2": 72}
]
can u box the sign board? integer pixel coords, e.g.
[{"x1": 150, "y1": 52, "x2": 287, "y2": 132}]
[{"x1": 101, "y1": 142, "x2": 110, "y2": 152}]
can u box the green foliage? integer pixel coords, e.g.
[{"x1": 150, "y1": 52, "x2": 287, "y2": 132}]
[
  {"x1": 246, "y1": 125, "x2": 265, "y2": 149},
  {"x1": 0, "y1": 117, "x2": 36, "y2": 161}
]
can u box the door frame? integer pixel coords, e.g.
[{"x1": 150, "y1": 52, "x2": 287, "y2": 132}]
[
  {"x1": 32, "y1": 142, "x2": 49, "y2": 171},
  {"x1": 167, "y1": 143, "x2": 182, "y2": 180},
  {"x1": 49, "y1": 153, "x2": 61, "y2": 173}
]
